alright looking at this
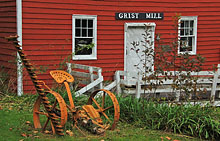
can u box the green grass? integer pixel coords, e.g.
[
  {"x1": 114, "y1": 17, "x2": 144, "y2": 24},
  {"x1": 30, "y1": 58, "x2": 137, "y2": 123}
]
[
  {"x1": 0, "y1": 109, "x2": 33, "y2": 141},
  {"x1": 0, "y1": 109, "x2": 200, "y2": 141},
  {"x1": 0, "y1": 94, "x2": 202, "y2": 141}
]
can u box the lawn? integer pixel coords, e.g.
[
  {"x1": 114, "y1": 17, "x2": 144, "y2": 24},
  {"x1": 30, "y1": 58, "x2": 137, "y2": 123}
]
[{"x1": 0, "y1": 94, "x2": 202, "y2": 141}]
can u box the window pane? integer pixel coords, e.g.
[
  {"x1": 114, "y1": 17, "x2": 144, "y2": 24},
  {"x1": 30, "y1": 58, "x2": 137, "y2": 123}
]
[
  {"x1": 185, "y1": 21, "x2": 189, "y2": 27},
  {"x1": 75, "y1": 38, "x2": 93, "y2": 55},
  {"x1": 185, "y1": 29, "x2": 189, "y2": 35},
  {"x1": 190, "y1": 28, "x2": 193, "y2": 35},
  {"x1": 180, "y1": 29, "x2": 184, "y2": 36},
  {"x1": 190, "y1": 20, "x2": 194, "y2": 27},
  {"x1": 180, "y1": 37, "x2": 192, "y2": 52},
  {"x1": 88, "y1": 20, "x2": 93, "y2": 28},
  {"x1": 88, "y1": 29, "x2": 93, "y2": 37},
  {"x1": 76, "y1": 19, "x2": 81, "y2": 27},
  {"x1": 180, "y1": 21, "x2": 184, "y2": 28},
  {"x1": 190, "y1": 20, "x2": 194, "y2": 35},
  {"x1": 75, "y1": 28, "x2": 80, "y2": 37},
  {"x1": 180, "y1": 37, "x2": 187, "y2": 52},
  {"x1": 188, "y1": 37, "x2": 192, "y2": 47},
  {"x1": 82, "y1": 19, "x2": 87, "y2": 27},
  {"x1": 82, "y1": 29, "x2": 87, "y2": 37}
]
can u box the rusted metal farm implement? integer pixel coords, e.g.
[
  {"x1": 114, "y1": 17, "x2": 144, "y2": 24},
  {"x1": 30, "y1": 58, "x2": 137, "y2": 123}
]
[{"x1": 6, "y1": 35, "x2": 120, "y2": 136}]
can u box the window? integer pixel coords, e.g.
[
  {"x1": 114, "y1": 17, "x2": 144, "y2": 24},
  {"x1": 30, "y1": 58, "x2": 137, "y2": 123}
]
[
  {"x1": 72, "y1": 15, "x2": 97, "y2": 60},
  {"x1": 178, "y1": 16, "x2": 197, "y2": 55}
]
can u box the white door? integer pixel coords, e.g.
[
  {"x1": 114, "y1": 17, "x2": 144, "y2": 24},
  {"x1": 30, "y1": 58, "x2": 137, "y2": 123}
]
[{"x1": 124, "y1": 23, "x2": 156, "y2": 84}]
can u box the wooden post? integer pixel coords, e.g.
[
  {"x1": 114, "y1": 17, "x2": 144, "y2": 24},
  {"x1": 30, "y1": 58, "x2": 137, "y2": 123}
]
[
  {"x1": 135, "y1": 72, "x2": 141, "y2": 99},
  {"x1": 115, "y1": 71, "x2": 122, "y2": 95},
  {"x1": 98, "y1": 69, "x2": 103, "y2": 89},
  {"x1": 211, "y1": 64, "x2": 220, "y2": 103},
  {"x1": 89, "y1": 67, "x2": 94, "y2": 91},
  {"x1": 66, "y1": 63, "x2": 72, "y2": 74},
  {"x1": 66, "y1": 63, "x2": 73, "y2": 90},
  {"x1": 175, "y1": 90, "x2": 180, "y2": 102}
]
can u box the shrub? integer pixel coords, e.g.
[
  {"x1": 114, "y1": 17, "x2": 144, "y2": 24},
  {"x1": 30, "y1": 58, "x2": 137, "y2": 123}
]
[
  {"x1": 118, "y1": 96, "x2": 220, "y2": 140},
  {"x1": 0, "y1": 66, "x2": 16, "y2": 95}
]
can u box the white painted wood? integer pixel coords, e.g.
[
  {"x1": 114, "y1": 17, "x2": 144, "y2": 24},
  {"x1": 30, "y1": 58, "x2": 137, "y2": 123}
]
[
  {"x1": 123, "y1": 77, "x2": 215, "y2": 86},
  {"x1": 97, "y1": 69, "x2": 103, "y2": 89},
  {"x1": 89, "y1": 67, "x2": 94, "y2": 82},
  {"x1": 75, "y1": 76, "x2": 103, "y2": 96},
  {"x1": 175, "y1": 90, "x2": 180, "y2": 102},
  {"x1": 112, "y1": 66, "x2": 220, "y2": 102},
  {"x1": 124, "y1": 23, "x2": 156, "y2": 83},
  {"x1": 66, "y1": 63, "x2": 74, "y2": 90},
  {"x1": 104, "y1": 80, "x2": 117, "y2": 91},
  {"x1": 178, "y1": 16, "x2": 198, "y2": 55},
  {"x1": 124, "y1": 86, "x2": 220, "y2": 95},
  {"x1": 70, "y1": 63, "x2": 100, "y2": 71},
  {"x1": 135, "y1": 72, "x2": 141, "y2": 99},
  {"x1": 211, "y1": 64, "x2": 220, "y2": 102},
  {"x1": 66, "y1": 63, "x2": 103, "y2": 96},
  {"x1": 89, "y1": 67, "x2": 94, "y2": 91},
  {"x1": 115, "y1": 71, "x2": 122, "y2": 94},
  {"x1": 16, "y1": 0, "x2": 23, "y2": 96},
  {"x1": 66, "y1": 63, "x2": 72, "y2": 74},
  {"x1": 70, "y1": 71, "x2": 98, "y2": 79},
  {"x1": 72, "y1": 15, "x2": 97, "y2": 60}
]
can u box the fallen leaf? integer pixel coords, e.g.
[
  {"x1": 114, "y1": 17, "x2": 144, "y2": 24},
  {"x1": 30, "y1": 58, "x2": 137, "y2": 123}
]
[
  {"x1": 19, "y1": 139, "x2": 24, "y2": 141},
  {"x1": 66, "y1": 130, "x2": 74, "y2": 136},
  {"x1": 44, "y1": 130, "x2": 50, "y2": 134},
  {"x1": 0, "y1": 106, "x2": 2, "y2": 110},
  {"x1": 21, "y1": 133, "x2": 27, "y2": 137},
  {"x1": 34, "y1": 136, "x2": 40, "y2": 138},
  {"x1": 166, "y1": 136, "x2": 171, "y2": 140},
  {"x1": 25, "y1": 121, "x2": 31, "y2": 124},
  {"x1": 160, "y1": 137, "x2": 164, "y2": 141},
  {"x1": 9, "y1": 128, "x2": 13, "y2": 131},
  {"x1": 173, "y1": 140, "x2": 180, "y2": 141},
  {"x1": 100, "y1": 140, "x2": 105, "y2": 141},
  {"x1": 33, "y1": 130, "x2": 38, "y2": 134},
  {"x1": 28, "y1": 134, "x2": 33, "y2": 137}
]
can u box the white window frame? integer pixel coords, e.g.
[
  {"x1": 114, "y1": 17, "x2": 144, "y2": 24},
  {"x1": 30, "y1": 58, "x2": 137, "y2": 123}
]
[
  {"x1": 72, "y1": 15, "x2": 97, "y2": 60},
  {"x1": 178, "y1": 16, "x2": 198, "y2": 55}
]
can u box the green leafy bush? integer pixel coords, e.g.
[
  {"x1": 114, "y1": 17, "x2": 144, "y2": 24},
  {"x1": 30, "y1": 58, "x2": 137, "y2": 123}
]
[{"x1": 118, "y1": 96, "x2": 220, "y2": 140}]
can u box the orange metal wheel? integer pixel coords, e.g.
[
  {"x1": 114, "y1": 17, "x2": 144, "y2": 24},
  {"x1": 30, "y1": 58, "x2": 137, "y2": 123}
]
[
  {"x1": 87, "y1": 89, "x2": 120, "y2": 130},
  {"x1": 33, "y1": 91, "x2": 68, "y2": 134}
]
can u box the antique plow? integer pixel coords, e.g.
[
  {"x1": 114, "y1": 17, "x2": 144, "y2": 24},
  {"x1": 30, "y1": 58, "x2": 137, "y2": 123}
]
[{"x1": 6, "y1": 35, "x2": 120, "y2": 136}]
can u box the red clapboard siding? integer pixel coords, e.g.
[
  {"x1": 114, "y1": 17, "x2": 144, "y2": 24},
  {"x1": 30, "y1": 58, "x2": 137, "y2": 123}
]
[
  {"x1": 19, "y1": 0, "x2": 220, "y2": 93},
  {"x1": 0, "y1": 0, "x2": 17, "y2": 83}
]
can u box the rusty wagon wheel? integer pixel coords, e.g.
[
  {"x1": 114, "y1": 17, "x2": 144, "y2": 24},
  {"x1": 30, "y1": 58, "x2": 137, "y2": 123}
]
[
  {"x1": 87, "y1": 89, "x2": 120, "y2": 130},
  {"x1": 33, "y1": 91, "x2": 68, "y2": 135}
]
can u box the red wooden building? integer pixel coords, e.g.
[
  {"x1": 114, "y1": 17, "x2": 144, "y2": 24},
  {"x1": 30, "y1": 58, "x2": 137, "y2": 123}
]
[{"x1": 0, "y1": 0, "x2": 220, "y2": 95}]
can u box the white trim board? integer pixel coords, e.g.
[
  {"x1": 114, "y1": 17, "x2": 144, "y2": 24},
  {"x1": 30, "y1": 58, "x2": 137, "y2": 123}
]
[{"x1": 16, "y1": 0, "x2": 23, "y2": 96}]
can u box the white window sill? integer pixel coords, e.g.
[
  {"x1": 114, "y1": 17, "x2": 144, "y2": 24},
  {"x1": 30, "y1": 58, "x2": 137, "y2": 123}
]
[
  {"x1": 72, "y1": 55, "x2": 97, "y2": 60},
  {"x1": 178, "y1": 51, "x2": 196, "y2": 55}
]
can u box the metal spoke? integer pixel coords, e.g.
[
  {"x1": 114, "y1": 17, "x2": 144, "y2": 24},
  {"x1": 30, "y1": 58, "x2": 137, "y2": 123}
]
[
  {"x1": 42, "y1": 117, "x2": 50, "y2": 131},
  {"x1": 35, "y1": 111, "x2": 48, "y2": 116},
  {"x1": 92, "y1": 97, "x2": 102, "y2": 110},
  {"x1": 101, "y1": 111, "x2": 111, "y2": 122},
  {"x1": 103, "y1": 105, "x2": 113, "y2": 112},
  {"x1": 102, "y1": 92, "x2": 105, "y2": 109}
]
